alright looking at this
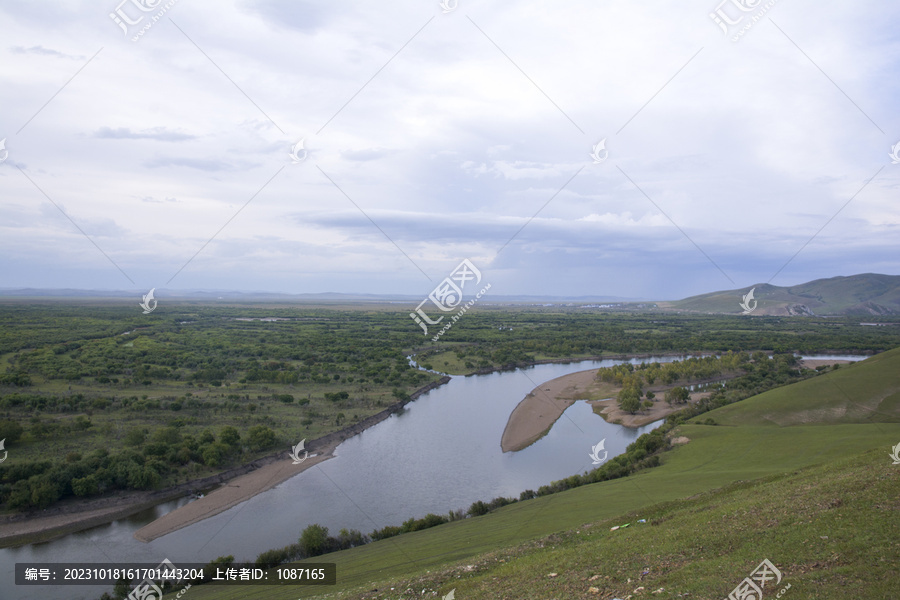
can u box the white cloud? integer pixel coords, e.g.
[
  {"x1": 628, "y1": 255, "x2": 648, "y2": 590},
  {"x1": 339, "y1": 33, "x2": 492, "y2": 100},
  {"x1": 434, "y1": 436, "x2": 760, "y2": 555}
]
[{"x1": 0, "y1": 0, "x2": 897, "y2": 297}]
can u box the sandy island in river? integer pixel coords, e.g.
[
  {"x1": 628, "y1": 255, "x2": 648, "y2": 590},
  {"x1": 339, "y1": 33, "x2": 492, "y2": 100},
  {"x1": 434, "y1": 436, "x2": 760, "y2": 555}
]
[{"x1": 500, "y1": 358, "x2": 852, "y2": 452}]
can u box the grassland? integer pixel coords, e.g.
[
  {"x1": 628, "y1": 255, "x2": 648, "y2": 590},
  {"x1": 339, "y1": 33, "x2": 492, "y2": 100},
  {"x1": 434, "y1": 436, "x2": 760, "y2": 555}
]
[{"x1": 173, "y1": 346, "x2": 900, "y2": 599}]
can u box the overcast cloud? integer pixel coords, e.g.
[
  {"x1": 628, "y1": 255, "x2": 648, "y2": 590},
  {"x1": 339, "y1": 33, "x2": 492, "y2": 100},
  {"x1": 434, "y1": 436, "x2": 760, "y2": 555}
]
[{"x1": 0, "y1": 0, "x2": 898, "y2": 299}]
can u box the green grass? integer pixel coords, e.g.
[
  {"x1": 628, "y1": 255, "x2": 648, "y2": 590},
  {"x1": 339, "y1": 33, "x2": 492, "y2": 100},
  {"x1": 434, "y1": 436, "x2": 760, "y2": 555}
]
[
  {"x1": 354, "y1": 448, "x2": 898, "y2": 600},
  {"x1": 175, "y1": 348, "x2": 900, "y2": 599},
  {"x1": 709, "y1": 349, "x2": 900, "y2": 427}
]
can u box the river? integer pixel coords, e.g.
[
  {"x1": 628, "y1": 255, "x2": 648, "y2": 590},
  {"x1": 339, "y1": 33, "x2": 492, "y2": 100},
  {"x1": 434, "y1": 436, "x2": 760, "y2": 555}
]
[{"x1": 0, "y1": 354, "x2": 866, "y2": 599}]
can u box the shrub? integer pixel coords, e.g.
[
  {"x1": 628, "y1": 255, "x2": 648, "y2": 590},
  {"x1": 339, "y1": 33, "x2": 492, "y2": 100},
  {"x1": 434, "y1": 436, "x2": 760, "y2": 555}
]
[
  {"x1": 299, "y1": 524, "x2": 330, "y2": 557},
  {"x1": 467, "y1": 500, "x2": 489, "y2": 517}
]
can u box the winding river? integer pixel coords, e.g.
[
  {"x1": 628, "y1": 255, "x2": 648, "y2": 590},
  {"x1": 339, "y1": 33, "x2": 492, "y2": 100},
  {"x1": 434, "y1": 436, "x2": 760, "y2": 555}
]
[{"x1": 0, "y1": 354, "x2": 865, "y2": 600}]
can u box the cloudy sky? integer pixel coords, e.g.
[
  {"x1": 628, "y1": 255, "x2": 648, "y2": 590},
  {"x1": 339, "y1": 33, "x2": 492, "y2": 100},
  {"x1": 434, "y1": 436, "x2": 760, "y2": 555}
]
[{"x1": 1, "y1": 0, "x2": 898, "y2": 300}]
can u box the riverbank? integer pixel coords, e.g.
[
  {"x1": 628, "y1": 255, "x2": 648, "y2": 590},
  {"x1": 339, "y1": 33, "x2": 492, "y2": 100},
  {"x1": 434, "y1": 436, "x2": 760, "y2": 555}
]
[
  {"x1": 0, "y1": 376, "x2": 450, "y2": 547},
  {"x1": 500, "y1": 357, "x2": 856, "y2": 453}
]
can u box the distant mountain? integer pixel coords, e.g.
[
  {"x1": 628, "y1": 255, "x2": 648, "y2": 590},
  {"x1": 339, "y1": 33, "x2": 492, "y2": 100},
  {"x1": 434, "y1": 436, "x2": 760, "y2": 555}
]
[
  {"x1": 662, "y1": 273, "x2": 900, "y2": 316},
  {"x1": 0, "y1": 288, "x2": 643, "y2": 303}
]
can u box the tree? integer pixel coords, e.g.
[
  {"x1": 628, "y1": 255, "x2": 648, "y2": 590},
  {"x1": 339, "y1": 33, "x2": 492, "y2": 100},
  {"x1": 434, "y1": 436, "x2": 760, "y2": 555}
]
[
  {"x1": 201, "y1": 443, "x2": 226, "y2": 467},
  {"x1": 219, "y1": 426, "x2": 240, "y2": 448},
  {"x1": 664, "y1": 386, "x2": 690, "y2": 405},
  {"x1": 247, "y1": 425, "x2": 276, "y2": 451},
  {"x1": 299, "y1": 524, "x2": 330, "y2": 557},
  {"x1": 617, "y1": 387, "x2": 641, "y2": 414}
]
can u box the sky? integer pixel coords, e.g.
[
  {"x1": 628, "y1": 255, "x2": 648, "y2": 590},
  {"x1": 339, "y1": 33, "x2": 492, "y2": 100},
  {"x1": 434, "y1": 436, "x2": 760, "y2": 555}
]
[{"x1": 0, "y1": 0, "x2": 898, "y2": 300}]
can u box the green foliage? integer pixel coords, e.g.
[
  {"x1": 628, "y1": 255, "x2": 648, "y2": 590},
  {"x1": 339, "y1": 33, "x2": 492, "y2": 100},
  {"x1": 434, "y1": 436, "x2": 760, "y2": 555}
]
[
  {"x1": 324, "y1": 391, "x2": 349, "y2": 402},
  {"x1": 219, "y1": 426, "x2": 240, "y2": 447},
  {"x1": 0, "y1": 419, "x2": 24, "y2": 444},
  {"x1": 468, "y1": 500, "x2": 490, "y2": 517},
  {"x1": 299, "y1": 524, "x2": 330, "y2": 557},
  {"x1": 665, "y1": 386, "x2": 690, "y2": 405},
  {"x1": 246, "y1": 425, "x2": 276, "y2": 451},
  {"x1": 617, "y1": 387, "x2": 641, "y2": 414}
]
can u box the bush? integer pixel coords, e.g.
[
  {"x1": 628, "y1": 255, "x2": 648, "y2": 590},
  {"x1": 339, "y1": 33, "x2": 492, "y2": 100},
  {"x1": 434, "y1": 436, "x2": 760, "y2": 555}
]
[
  {"x1": 255, "y1": 547, "x2": 292, "y2": 569},
  {"x1": 467, "y1": 500, "x2": 489, "y2": 517},
  {"x1": 370, "y1": 525, "x2": 402, "y2": 541},
  {"x1": 0, "y1": 420, "x2": 24, "y2": 444},
  {"x1": 401, "y1": 513, "x2": 448, "y2": 533},
  {"x1": 246, "y1": 425, "x2": 276, "y2": 451},
  {"x1": 219, "y1": 426, "x2": 240, "y2": 447},
  {"x1": 299, "y1": 524, "x2": 330, "y2": 557}
]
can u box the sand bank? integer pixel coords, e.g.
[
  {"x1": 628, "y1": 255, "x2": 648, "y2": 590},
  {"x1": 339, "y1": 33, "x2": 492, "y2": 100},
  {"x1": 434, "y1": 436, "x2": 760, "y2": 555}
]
[
  {"x1": 134, "y1": 448, "x2": 334, "y2": 542},
  {"x1": 501, "y1": 369, "x2": 732, "y2": 452},
  {"x1": 500, "y1": 369, "x2": 618, "y2": 452}
]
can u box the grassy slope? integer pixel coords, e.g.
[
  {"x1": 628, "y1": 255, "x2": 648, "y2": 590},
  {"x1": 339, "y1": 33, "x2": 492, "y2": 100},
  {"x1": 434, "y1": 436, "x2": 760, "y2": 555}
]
[
  {"x1": 376, "y1": 449, "x2": 898, "y2": 600},
  {"x1": 176, "y1": 348, "x2": 900, "y2": 600},
  {"x1": 707, "y1": 348, "x2": 900, "y2": 427}
]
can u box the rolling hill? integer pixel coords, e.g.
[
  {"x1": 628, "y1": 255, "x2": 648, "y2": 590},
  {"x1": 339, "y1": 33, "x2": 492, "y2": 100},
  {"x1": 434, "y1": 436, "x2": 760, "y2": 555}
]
[{"x1": 661, "y1": 273, "x2": 900, "y2": 316}]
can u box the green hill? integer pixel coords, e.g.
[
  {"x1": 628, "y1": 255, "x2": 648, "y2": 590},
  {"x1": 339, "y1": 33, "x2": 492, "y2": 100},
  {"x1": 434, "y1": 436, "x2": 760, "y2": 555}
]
[
  {"x1": 663, "y1": 273, "x2": 900, "y2": 316},
  {"x1": 175, "y1": 347, "x2": 900, "y2": 600}
]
